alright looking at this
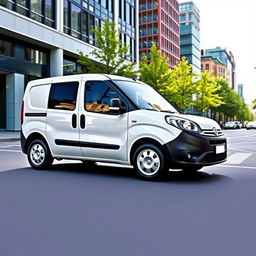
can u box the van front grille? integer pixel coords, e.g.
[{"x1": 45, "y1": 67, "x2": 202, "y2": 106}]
[{"x1": 200, "y1": 129, "x2": 224, "y2": 137}]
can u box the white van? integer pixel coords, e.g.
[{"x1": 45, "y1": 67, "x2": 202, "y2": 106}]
[{"x1": 21, "y1": 74, "x2": 227, "y2": 180}]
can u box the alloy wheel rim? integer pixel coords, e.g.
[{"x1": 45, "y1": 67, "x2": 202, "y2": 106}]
[
  {"x1": 30, "y1": 143, "x2": 45, "y2": 166},
  {"x1": 137, "y1": 149, "x2": 160, "y2": 176}
]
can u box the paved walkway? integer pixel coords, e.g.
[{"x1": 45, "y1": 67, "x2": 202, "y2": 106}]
[{"x1": 0, "y1": 131, "x2": 20, "y2": 142}]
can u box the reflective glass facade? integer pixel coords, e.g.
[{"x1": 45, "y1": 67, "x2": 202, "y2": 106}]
[
  {"x1": 0, "y1": 36, "x2": 49, "y2": 75},
  {"x1": 0, "y1": 0, "x2": 56, "y2": 27},
  {"x1": 63, "y1": 0, "x2": 137, "y2": 62},
  {"x1": 205, "y1": 48, "x2": 229, "y2": 66},
  {"x1": 179, "y1": 1, "x2": 200, "y2": 74},
  {"x1": 118, "y1": 0, "x2": 136, "y2": 62},
  {"x1": 64, "y1": 0, "x2": 113, "y2": 44}
]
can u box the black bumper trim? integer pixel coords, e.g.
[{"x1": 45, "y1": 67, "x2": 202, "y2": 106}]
[
  {"x1": 20, "y1": 130, "x2": 26, "y2": 154},
  {"x1": 163, "y1": 131, "x2": 227, "y2": 168}
]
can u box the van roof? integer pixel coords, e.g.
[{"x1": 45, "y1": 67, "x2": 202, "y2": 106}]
[{"x1": 26, "y1": 74, "x2": 136, "y2": 88}]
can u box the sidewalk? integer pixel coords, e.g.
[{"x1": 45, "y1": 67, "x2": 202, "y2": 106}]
[{"x1": 0, "y1": 131, "x2": 20, "y2": 142}]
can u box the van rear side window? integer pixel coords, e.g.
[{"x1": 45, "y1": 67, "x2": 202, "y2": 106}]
[
  {"x1": 48, "y1": 82, "x2": 79, "y2": 111},
  {"x1": 29, "y1": 84, "x2": 50, "y2": 109}
]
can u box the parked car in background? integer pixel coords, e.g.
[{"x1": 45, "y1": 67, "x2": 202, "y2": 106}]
[
  {"x1": 224, "y1": 121, "x2": 242, "y2": 129},
  {"x1": 246, "y1": 121, "x2": 256, "y2": 130}
]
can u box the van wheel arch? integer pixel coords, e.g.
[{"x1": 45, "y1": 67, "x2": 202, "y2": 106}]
[
  {"x1": 25, "y1": 133, "x2": 50, "y2": 155},
  {"x1": 130, "y1": 138, "x2": 166, "y2": 165}
]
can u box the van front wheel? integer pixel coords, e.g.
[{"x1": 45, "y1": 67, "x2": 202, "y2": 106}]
[
  {"x1": 28, "y1": 139, "x2": 53, "y2": 169},
  {"x1": 133, "y1": 144, "x2": 167, "y2": 180}
]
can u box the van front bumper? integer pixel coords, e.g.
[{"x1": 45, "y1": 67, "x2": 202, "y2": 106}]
[{"x1": 164, "y1": 131, "x2": 227, "y2": 168}]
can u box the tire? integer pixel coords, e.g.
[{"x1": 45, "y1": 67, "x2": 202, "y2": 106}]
[
  {"x1": 133, "y1": 143, "x2": 168, "y2": 180},
  {"x1": 27, "y1": 139, "x2": 53, "y2": 169}
]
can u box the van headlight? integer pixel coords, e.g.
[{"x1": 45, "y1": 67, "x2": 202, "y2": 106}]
[{"x1": 165, "y1": 116, "x2": 201, "y2": 133}]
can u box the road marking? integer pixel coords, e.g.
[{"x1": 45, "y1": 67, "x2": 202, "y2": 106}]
[
  {"x1": 230, "y1": 141, "x2": 256, "y2": 145},
  {"x1": 0, "y1": 145, "x2": 21, "y2": 148},
  {"x1": 0, "y1": 149, "x2": 22, "y2": 153},
  {"x1": 228, "y1": 148, "x2": 256, "y2": 154},
  {"x1": 225, "y1": 153, "x2": 252, "y2": 165},
  {"x1": 219, "y1": 164, "x2": 256, "y2": 170}
]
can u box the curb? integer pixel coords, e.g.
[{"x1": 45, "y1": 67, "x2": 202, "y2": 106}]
[{"x1": 0, "y1": 138, "x2": 20, "y2": 142}]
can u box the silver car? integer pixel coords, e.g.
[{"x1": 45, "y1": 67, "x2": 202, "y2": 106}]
[
  {"x1": 246, "y1": 121, "x2": 256, "y2": 130},
  {"x1": 224, "y1": 121, "x2": 242, "y2": 129}
]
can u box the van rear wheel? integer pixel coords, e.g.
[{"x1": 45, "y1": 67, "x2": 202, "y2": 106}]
[
  {"x1": 27, "y1": 139, "x2": 53, "y2": 169},
  {"x1": 133, "y1": 144, "x2": 167, "y2": 180}
]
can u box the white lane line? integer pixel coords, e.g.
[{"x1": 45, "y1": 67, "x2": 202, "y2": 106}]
[
  {"x1": 230, "y1": 141, "x2": 256, "y2": 145},
  {"x1": 219, "y1": 164, "x2": 256, "y2": 170},
  {"x1": 228, "y1": 148, "x2": 256, "y2": 154},
  {"x1": 0, "y1": 149, "x2": 22, "y2": 153},
  {"x1": 225, "y1": 153, "x2": 252, "y2": 165},
  {"x1": 0, "y1": 145, "x2": 21, "y2": 148}
]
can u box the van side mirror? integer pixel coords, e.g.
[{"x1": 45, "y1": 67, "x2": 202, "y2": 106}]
[{"x1": 109, "y1": 98, "x2": 121, "y2": 112}]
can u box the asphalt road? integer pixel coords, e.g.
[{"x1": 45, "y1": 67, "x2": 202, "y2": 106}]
[{"x1": 0, "y1": 129, "x2": 256, "y2": 256}]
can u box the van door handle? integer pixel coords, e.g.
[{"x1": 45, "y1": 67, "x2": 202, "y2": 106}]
[
  {"x1": 80, "y1": 114, "x2": 85, "y2": 129},
  {"x1": 72, "y1": 114, "x2": 77, "y2": 128}
]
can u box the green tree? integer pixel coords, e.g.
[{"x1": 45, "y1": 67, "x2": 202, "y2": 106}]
[
  {"x1": 236, "y1": 99, "x2": 254, "y2": 121},
  {"x1": 211, "y1": 78, "x2": 232, "y2": 121},
  {"x1": 78, "y1": 19, "x2": 136, "y2": 77},
  {"x1": 139, "y1": 42, "x2": 171, "y2": 92},
  {"x1": 194, "y1": 72, "x2": 223, "y2": 115},
  {"x1": 161, "y1": 57, "x2": 197, "y2": 111},
  {"x1": 253, "y1": 99, "x2": 256, "y2": 109}
]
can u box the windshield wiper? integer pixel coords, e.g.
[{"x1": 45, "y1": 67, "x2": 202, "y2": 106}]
[
  {"x1": 160, "y1": 110, "x2": 178, "y2": 114},
  {"x1": 144, "y1": 108, "x2": 159, "y2": 111}
]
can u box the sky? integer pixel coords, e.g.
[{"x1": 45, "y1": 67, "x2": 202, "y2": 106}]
[{"x1": 179, "y1": 0, "x2": 256, "y2": 104}]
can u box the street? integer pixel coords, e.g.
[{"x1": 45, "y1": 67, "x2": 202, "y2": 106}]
[{"x1": 0, "y1": 130, "x2": 256, "y2": 256}]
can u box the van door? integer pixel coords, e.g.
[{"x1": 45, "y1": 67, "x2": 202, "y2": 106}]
[
  {"x1": 46, "y1": 78, "x2": 83, "y2": 158},
  {"x1": 78, "y1": 80, "x2": 128, "y2": 162}
]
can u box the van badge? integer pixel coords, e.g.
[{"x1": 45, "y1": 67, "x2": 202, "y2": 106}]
[{"x1": 213, "y1": 127, "x2": 218, "y2": 136}]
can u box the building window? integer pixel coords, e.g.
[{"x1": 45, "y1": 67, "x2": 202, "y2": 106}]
[
  {"x1": 63, "y1": 0, "x2": 116, "y2": 47},
  {"x1": 63, "y1": 57, "x2": 81, "y2": 74},
  {"x1": 0, "y1": 0, "x2": 14, "y2": 9},
  {"x1": 16, "y1": 0, "x2": 29, "y2": 16},
  {"x1": 82, "y1": 10, "x2": 88, "y2": 42},
  {"x1": 0, "y1": 39, "x2": 13, "y2": 57},
  {"x1": 205, "y1": 64, "x2": 209, "y2": 70},
  {"x1": 31, "y1": 0, "x2": 43, "y2": 22},
  {"x1": 25, "y1": 47, "x2": 47, "y2": 65},
  {"x1": 0, "y1": 0, "x2": 56, "y2": 28},
  {"x1": 45, "y1": 0, "x2": 55, "y2": 27},
  {"x1": 64, "y1": 0, "x2": 70, "y2": 33},
  {"x1": 71, "y1": 3, "x2": 81, "y2": 38}
]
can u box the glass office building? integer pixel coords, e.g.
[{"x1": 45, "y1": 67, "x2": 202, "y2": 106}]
[
  {"x1": 0, "y1": 0, "x2": 138, "y2": 130},
  {"x1": 179, "y1": 1, "x2": 200, "y2": 74},
  {"x1": 205, "y1": 47, "x2": 236, "y2": 89}
]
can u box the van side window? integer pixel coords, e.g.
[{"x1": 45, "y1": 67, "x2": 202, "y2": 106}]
[
  {"x1": 85, "y1": 81, "x2": 119, "y2": 113},
  {"x1": 48, "y1": 82, "x2": 79, "y2": 111}
]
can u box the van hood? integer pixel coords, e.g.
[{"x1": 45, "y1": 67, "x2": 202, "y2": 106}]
[{"x1": 166, "y1": 113, "x2": 221, "y2": 130}]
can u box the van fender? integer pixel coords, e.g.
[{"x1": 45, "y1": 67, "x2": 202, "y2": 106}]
[{"x1": 128, "y1": 124, "x2": 181, "y2": 164}]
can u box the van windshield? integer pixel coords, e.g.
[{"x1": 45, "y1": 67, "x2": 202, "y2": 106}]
[{"x1": 113, "y1": 80, "x2": 179, "y2": 113}]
